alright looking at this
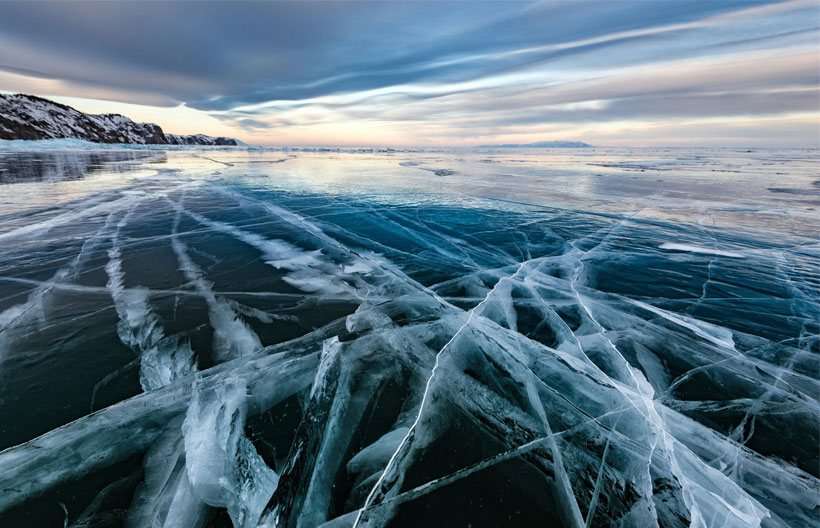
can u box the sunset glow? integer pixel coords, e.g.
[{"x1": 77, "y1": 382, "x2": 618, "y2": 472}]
[{"x1": 0, "y1": 0, "x2": 817, "y2": 146}]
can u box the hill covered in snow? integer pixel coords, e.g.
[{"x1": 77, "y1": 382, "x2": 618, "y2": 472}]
[{"x1": 0, "y1": 94, "x2": 238, "y2": 146}]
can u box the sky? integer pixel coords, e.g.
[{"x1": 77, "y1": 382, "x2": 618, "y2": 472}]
[{"x1": 0, "y1": 0, "x2": 818, "y2": 147}]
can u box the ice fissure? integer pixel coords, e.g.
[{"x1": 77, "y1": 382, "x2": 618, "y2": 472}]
[{"x1": 0, "y1": 148, "x2": 816, "y2": 528}]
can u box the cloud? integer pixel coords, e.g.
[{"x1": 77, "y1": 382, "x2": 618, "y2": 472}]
[
  {"x1": 234, "y1": 118, "x2": 276, "y2": 130},
  {"x1": 0, "y1": 0, "x2": 816, "y2": 145}
]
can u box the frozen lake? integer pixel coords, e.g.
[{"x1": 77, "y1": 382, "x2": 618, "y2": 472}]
[{"x1": 0, "y1": 143, "x2": 817, "y2": 527}]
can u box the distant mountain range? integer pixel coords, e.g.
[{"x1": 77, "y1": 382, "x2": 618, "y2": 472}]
[
  {"x1": 477, "y1": 140, "x2": 592, "y2": 148},
  {"x1": 0, "y1": 94, "x2": 239, "y2": 146}
]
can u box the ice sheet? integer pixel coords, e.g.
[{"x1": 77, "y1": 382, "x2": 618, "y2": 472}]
[{"x1": 0, "y1": 146, "x2": 816, "y2": 527}]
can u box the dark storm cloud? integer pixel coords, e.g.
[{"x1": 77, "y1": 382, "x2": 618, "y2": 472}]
[{"x1": 0, "y1": 0, "x2": 792, "y2": 111}]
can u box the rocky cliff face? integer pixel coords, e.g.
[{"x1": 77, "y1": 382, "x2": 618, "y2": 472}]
[
  {"x1": 0, "y1": 94, "x2": 238, "y2": 146},
  {"x1": 166, "y1": 134, "x2": 239, "y2": 146}
]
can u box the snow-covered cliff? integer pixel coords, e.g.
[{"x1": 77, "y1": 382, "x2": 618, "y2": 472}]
[{"x1": 0, "y1": 94, "x2": 238, "y2": 146}]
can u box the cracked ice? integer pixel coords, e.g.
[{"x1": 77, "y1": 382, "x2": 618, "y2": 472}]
[{"x1": 0, "y1": 145, "x2": 817, "y2": 528}]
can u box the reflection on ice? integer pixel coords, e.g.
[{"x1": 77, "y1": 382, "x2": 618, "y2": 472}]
[
  {"x1": 0, "y1": 150, "x2": 156, "y2": 184},
  {"x1": 0, "y1": 145, "x2": 817, "y2": 527}
]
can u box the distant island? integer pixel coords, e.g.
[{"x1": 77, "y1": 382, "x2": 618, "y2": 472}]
[
  {"x1": 0, "y1": 93, "x2": 239, "y2": 146},
  {"x1": 477, "y1": 140, "x2": 592, "y2": 148}
]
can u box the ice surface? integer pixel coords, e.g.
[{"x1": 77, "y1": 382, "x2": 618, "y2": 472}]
[
  {"x1": 659, "y1": 243, "x2": 745, "y2": 258},
  {"x1": 0, "y1": 146, "x2": 817, "y2": 527},
  {"x1": 106, "y1": 208, "x2": 197, "y2": 390}
]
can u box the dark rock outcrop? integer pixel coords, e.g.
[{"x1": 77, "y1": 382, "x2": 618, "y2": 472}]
[{"x1": 166, "y1": 134, "x2": 239, "y2": 146}]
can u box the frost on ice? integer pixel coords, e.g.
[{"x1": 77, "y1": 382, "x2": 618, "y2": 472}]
[{"x1": 0, "y1": 147, "x2": 817, "y2": 527}]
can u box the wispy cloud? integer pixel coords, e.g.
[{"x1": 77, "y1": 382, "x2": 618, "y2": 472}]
[{"x1": 0, "y1": 0, "x2": 816, "y2": 145}]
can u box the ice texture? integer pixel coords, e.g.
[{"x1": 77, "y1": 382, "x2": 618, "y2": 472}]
[{"x1": 0, "y1": 145, "x2": 817, "y2": 527}]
